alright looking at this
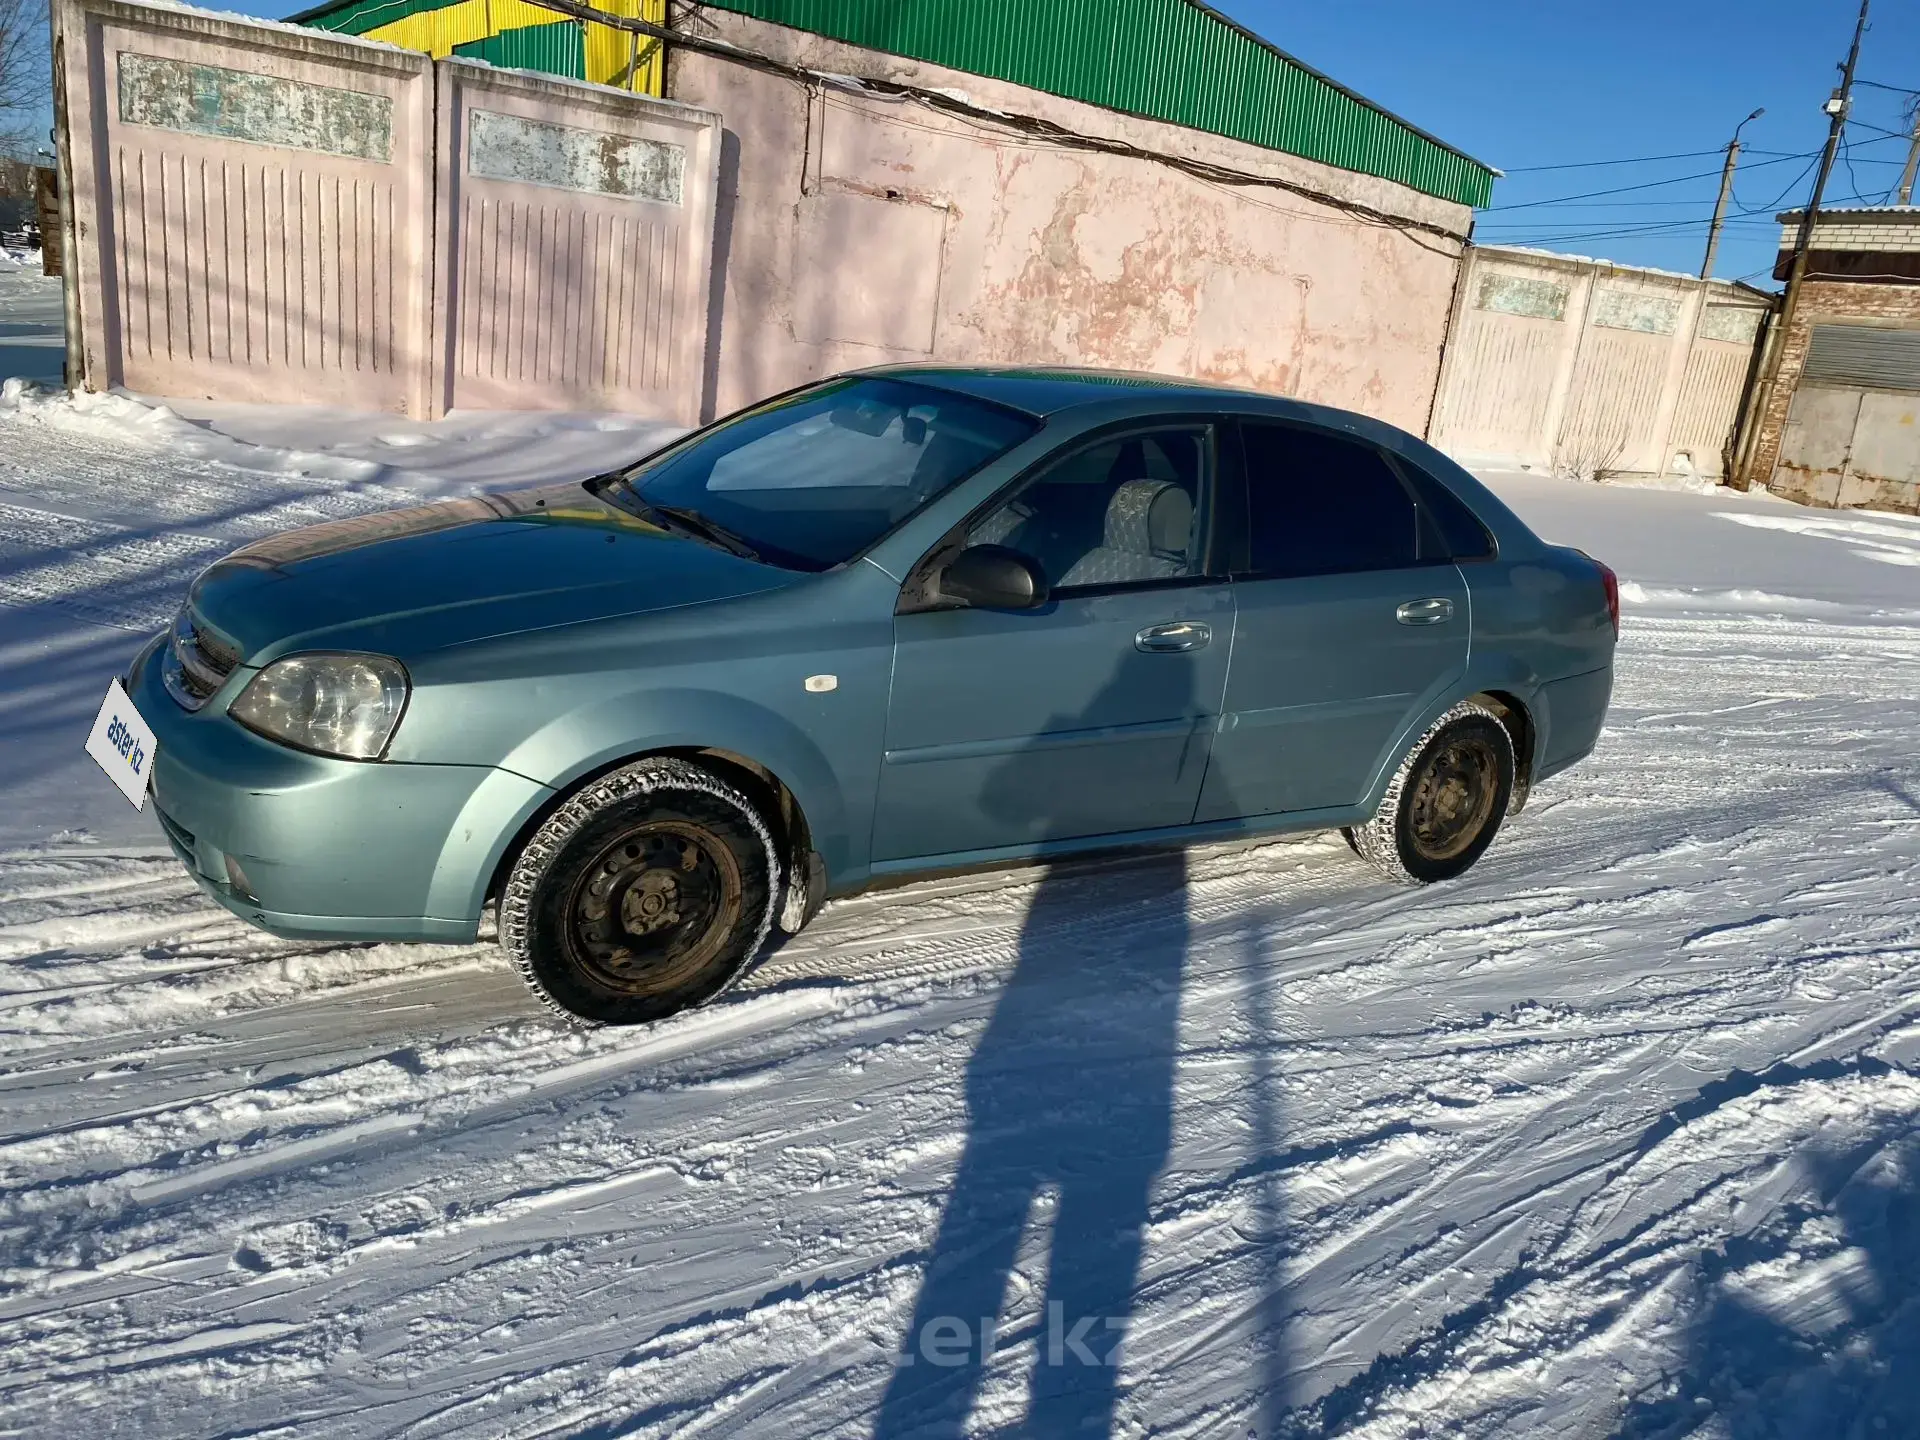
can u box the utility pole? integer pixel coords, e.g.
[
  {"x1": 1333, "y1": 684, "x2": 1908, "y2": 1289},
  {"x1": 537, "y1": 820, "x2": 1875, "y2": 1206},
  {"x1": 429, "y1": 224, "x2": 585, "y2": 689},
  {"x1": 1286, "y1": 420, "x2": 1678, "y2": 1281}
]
[
  {"x1": 1733, "y1": 0, "x2": 1870, "y2": 490},
  {"x1": 1702, "y1": 107, "x2": 1765, "y2": 279},
  {"x1": 1899, "y1": 100, "x2": 1919, "y2": 205}
]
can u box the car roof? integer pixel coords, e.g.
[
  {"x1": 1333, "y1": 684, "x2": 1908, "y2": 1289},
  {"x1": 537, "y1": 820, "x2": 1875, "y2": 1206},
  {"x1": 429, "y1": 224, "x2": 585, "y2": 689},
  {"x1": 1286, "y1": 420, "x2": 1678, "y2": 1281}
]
[{"x1": 854, "y1": 363, "x2": 1285, "y2": 418}]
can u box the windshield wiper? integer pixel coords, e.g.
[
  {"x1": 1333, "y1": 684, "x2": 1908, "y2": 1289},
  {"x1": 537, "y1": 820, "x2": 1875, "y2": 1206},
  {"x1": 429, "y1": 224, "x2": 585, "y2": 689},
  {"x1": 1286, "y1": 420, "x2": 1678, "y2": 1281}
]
[
  {"x1": 589, "y1": 477, "x2": 762, "y2": 561},
  {"x1": 643, "y1": 503, "x2": 762, "y2": 562}
]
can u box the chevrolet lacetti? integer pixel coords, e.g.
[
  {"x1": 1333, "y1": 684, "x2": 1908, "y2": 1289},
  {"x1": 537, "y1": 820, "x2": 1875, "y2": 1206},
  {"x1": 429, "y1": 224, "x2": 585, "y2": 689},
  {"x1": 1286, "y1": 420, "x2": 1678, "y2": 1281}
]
[{"x1": 115, "y1": 368, "x2": 1618, "y2": 1024}]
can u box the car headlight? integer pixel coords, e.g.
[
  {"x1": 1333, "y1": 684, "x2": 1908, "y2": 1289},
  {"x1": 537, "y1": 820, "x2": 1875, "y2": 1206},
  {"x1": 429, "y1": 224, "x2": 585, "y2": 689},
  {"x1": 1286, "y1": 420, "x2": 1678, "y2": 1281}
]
[{"x1": 228, "y1": 653, "x2": 410, "y2": 760}]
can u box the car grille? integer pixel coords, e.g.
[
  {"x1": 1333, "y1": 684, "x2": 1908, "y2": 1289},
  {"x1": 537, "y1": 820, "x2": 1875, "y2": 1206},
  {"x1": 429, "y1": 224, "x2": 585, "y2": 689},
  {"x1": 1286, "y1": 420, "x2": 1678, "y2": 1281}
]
[
  {"x1": 154, "y1": 805, "x2": 196, "y2": 855},
  {"x1": 161, "y1": 608, "x2": 240, "y2": 711}
]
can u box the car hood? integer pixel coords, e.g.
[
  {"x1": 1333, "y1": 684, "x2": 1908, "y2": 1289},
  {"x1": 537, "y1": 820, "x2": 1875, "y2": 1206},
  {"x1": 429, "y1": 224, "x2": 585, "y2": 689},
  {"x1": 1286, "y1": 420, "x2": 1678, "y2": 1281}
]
[{"x1": 186, "y1": 483, "x2": 797, "y2": 662}]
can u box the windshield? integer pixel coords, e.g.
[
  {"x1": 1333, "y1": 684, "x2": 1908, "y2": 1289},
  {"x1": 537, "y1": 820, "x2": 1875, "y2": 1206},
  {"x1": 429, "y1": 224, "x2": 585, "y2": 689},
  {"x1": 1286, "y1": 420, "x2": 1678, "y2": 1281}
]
[{"x1": 602, "y1": 377, "x2": 1039, "y2": 571}]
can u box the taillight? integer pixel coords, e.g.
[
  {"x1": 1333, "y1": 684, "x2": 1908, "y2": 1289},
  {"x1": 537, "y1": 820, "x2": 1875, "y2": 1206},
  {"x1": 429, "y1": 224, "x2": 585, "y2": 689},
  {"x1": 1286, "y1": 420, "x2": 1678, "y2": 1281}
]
[
  {"x1": 1569, "y1": 548, "x2": 1621, "y2": 637},
  {"x1": 1597, "y1": 560, "x2": 1620, "y2": 638}
]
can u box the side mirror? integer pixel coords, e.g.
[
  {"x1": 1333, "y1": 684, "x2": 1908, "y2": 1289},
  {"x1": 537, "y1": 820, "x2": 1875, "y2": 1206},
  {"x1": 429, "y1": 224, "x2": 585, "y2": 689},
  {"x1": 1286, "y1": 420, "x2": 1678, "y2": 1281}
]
[{"x1": 939, "y1": 545, "x2": 1049, "y2": 612}]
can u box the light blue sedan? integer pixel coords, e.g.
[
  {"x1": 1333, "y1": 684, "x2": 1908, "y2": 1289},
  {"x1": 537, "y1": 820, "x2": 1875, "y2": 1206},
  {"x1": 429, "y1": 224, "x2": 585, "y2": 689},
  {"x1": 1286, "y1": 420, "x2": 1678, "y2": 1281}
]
[{"x1": 129, "y1": 368, "x2": 1617, "y2": 1023}]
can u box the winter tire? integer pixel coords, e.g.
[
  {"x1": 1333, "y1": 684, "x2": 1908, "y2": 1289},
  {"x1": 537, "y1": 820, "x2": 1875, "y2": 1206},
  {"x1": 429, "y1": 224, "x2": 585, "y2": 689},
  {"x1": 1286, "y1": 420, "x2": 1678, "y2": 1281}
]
[
  {"x1": 500, "y1": 758, "x2": 780, "y2": 1025},
  {"x1": 1344, "y1": 702, "x2": 1515, "y2": 886}
]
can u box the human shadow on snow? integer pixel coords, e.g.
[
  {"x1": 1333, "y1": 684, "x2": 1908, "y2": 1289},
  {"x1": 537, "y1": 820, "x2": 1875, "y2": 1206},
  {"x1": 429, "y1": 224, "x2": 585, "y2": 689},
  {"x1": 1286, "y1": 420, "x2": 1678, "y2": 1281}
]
[
  {"x1": 1613, "y1": 1060, "x2": 1920, "y2": 1440},
  {"x1": 870, "y1": 638, "x2": 1299, "y2": 1437}
]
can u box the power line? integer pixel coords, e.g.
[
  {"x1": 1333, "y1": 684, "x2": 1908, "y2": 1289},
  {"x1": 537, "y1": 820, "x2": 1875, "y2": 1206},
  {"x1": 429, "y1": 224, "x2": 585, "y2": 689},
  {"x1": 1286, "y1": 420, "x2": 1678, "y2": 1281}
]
[
  {"x1": 1848, "y1": 119, "x2": 1917, "y2": 141},
  {"x1": 1478, "y1": 217, "x2": 1779, "y2": 231},
  {"x1": 1479, "y1": 218, "x2": 1778, "y2": 232},
  {"x1": 1840, "y1": 131, "x2": 1867, "y2": 202},
  {"x1": 1854, "y1": 78, "x2": 1918, "y2": 94},
  {"x1": 1485, "y1": 132, "x2": 1912, "y2": 220},
  {"x1": 1736, "y1": 0, "x2": 1871, "y2": 491},
  {"x1": 1476, "y1": 217, "x2": 1779, "y2": 245},
  {"x1": 1478, "y1": 196, "x2": 1787, "y2": 211},
  {"x1": 1736, "y1": 153, "x2": 1819, "y2": 213},
  {"x1": 1494, "y1": 146, "x2": 1809, "y2": 173},
  {"x1": 1497, "y1": 148, "x2": 1728, "y2": 173},
  {"x1": 1476, "y1": 150, "x2": 1813, "y2": 212}
]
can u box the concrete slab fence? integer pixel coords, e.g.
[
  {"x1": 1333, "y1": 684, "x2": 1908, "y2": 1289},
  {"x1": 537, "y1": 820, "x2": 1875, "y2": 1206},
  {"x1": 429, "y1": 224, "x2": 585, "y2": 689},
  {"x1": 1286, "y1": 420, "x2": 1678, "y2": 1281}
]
[
  {"x1": 1429, "y1": 246, "x2": 1773, "y2": 482},
  {"x1": 52, "y1": 0, "x2": 719, "y2": 423}
]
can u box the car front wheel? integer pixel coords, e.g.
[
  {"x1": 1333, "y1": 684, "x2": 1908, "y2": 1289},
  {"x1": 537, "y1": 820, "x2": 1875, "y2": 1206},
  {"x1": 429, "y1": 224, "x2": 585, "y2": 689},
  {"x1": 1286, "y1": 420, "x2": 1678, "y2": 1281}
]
[
  {"x1": 1345, "y1": 701, "x2": 1515, "y2": 885},
  {"x1": 500, "y1": 758, "x2": 779, "y2": 1025}
]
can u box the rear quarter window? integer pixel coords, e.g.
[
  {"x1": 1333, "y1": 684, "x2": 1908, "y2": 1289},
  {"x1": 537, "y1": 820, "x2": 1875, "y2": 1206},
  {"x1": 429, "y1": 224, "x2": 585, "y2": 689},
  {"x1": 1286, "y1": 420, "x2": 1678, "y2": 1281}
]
[{"x1": 1394, "y1": 457, "x2": 1497, "y2": 561}]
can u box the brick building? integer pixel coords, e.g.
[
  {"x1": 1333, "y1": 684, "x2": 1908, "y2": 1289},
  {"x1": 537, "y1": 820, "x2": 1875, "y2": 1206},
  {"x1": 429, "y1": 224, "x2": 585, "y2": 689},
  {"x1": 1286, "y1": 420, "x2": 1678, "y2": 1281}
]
[{"x1": 1745, "y1": 206, "x2": 1920, "y2": 513}]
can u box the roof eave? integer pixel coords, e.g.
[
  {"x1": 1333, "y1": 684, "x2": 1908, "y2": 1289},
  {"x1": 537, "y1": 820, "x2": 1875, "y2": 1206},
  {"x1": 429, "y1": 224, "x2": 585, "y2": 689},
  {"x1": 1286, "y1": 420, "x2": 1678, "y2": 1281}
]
[
  {"x1": 1179, "y1": 0, "x2": 1498, "y2": 181},
  {"x1": 285, "y1": 0, "x2": 1498, "y2": 196}
]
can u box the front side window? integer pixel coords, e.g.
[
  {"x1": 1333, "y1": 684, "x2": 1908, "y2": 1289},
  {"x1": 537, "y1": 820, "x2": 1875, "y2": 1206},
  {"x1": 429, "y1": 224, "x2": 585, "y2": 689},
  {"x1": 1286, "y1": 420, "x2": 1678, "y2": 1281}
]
[
  {"x1": 966, "y1": 429, "x2": 1209, "y2": 591},
  {"x1": 1239, "y1": 423, "x2": 1424, "y2": 578},
  {"x1": 603, "y1": 377, "x2": 1038, "y2": 571}
]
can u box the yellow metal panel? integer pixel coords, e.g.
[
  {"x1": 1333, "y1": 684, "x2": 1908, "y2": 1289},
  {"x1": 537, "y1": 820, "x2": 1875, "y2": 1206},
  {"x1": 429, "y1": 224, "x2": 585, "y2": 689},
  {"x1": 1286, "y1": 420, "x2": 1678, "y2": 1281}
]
[
  {"x1": 583, "y1": 0, "x2": 665, "y2": 95},
  {"x1": 363, "y1": 0, "x2": 489, "y2": 57},
  {"x1": 365, "y1": 0, "x2": 616, "y2": 64}
]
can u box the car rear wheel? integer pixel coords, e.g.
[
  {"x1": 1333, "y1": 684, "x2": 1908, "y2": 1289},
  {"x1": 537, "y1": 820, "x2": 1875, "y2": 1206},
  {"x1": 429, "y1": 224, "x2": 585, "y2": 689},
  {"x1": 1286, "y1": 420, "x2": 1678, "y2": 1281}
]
[
  {"x1": 1345, "y1": 702, "x2": 1514, "y2": 885},
  {"x1": 500, "y1": 758, "x2": 779, "y2": 1025}
]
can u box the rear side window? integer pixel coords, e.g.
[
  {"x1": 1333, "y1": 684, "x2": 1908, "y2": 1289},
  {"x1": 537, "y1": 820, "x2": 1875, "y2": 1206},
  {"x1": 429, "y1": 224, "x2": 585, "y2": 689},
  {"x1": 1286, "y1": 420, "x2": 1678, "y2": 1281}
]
[
  {"x1": 1399, "y1": 459, "x2": 1497, "y2": 561},
  {"x1": 1239, "y1": 423, "x2": 1420, "y2": 577}
]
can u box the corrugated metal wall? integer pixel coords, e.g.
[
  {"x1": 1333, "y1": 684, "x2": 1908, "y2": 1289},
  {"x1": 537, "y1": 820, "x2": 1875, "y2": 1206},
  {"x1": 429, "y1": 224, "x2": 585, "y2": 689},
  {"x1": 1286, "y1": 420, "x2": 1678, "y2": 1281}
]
[
  {"x1": 1430, "y1": 248, "x2": 1771, "y2": 480},
  {"x1": 701, "y1": 0, "x2": 1494, "y2": 206},
  {"x1": 300, "y1": 0, "x2": 666, "y2": 94},
  {"x1": 1802, "y1": 324, "x2": 1920, "y2": 390},
  {"x1": 1776, "y1": 324, "x2": 1920, "y2": 513},
  {"x1": 297, "y1": 0, "x2": 1492, "y2": 206},
  {"x1": 453, "y1": 21, "x2": 585, "y2": 80}
]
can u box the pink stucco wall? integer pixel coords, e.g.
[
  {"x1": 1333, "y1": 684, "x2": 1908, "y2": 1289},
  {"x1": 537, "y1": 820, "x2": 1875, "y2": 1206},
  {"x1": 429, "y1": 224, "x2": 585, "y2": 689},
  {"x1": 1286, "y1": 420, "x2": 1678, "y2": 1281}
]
[{"x1": 671, "y1": 12, "x2": 1473, "y2": 432}]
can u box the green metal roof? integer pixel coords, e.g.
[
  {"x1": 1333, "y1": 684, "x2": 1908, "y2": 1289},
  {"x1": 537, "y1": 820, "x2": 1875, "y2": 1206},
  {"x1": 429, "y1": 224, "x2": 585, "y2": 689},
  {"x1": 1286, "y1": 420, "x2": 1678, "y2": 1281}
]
[
  {"x1": 289, "y1": 0, "x2": 439, "y2": 30},
  {"x1": 702, "y1": 0, "x2": 1494, "y2": 208},
  {"x1": 453, "y1": 20, "x2": 585, "y2": 78},
  {"x1": 287, "y1": 0, "x2": 1495, "y2": 207}
]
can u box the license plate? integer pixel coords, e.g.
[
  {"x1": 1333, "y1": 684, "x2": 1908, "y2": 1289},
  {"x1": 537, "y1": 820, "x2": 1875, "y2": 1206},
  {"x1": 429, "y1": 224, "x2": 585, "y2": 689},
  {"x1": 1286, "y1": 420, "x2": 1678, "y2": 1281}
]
[{"x1": 86, "y1": 678, "x2": 157, "y2": 810}]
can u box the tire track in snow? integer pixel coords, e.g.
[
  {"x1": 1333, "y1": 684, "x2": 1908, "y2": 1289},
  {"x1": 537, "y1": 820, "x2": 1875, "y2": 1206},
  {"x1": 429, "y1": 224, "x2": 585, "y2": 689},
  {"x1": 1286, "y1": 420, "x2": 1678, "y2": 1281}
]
[{"x1": 0, "y1": 602, "x2": 1916, "y2": 1434}]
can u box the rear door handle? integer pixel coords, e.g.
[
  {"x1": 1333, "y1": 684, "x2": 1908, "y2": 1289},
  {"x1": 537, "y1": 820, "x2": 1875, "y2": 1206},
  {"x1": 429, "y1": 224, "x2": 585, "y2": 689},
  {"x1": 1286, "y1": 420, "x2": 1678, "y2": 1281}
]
[
  {"x1": 1135, "y1": 621, "x2": 1211, "y2": 653},
  {"x1": 1396, "y1": 598, "x2": 1455, "y2": 626}
]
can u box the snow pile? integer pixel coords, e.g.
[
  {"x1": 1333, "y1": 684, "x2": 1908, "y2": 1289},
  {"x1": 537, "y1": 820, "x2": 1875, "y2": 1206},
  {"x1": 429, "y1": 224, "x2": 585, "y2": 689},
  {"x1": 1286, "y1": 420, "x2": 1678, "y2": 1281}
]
[
  {"x1": 0, "y1": 383, "x2": 675, "y2": 850},
  {"x1": 1717, "y1": 507, "x2": 1920, "y2": 569}
]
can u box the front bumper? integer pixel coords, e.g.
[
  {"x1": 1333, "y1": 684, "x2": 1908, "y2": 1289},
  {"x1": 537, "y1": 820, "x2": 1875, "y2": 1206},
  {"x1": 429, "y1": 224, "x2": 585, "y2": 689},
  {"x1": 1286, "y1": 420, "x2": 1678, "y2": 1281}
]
[{"x1": 129, "y1": 635, "x2": 551, "y2": 943}]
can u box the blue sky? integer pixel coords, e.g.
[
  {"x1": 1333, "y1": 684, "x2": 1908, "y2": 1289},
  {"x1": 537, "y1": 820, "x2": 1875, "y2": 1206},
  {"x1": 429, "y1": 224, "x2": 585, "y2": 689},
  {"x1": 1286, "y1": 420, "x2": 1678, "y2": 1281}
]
[{"x1": 1213, "y1": 0, "x2": 1919, "y2": 287}]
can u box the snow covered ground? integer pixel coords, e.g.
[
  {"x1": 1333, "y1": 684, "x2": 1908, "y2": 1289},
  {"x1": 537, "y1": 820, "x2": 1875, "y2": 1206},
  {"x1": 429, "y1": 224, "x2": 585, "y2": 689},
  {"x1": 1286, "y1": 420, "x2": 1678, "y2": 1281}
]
[
  {"x1": 0, "y1": 379, "x2": 678, "y2": 849},
  {"x1": 0, "y1": 262, "x2": 66, "y2": 391},
  {"x1": 2, "y1": 271, "x2": 1920, "y2": 1435}
]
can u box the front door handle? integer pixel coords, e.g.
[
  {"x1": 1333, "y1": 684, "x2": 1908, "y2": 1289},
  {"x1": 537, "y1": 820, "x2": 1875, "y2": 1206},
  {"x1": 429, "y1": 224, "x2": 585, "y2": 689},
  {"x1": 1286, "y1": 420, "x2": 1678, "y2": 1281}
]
[
  {"x1": 1136, "y1": 621, "x2": 1211, "y2": 653},
  {"x1": 1396, "y1": 597, "x2": 1455, "y2": 626}
]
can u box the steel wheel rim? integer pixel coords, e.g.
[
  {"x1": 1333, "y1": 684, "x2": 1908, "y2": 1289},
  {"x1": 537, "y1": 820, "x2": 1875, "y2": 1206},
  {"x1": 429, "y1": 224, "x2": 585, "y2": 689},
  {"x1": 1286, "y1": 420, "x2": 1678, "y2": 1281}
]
[
  {"x1": 568, "y1": 820, "x2": 742, "y2": 994},
  {"x1": 1407, "y1": 736, "x2": 1499, "y2": 862}
]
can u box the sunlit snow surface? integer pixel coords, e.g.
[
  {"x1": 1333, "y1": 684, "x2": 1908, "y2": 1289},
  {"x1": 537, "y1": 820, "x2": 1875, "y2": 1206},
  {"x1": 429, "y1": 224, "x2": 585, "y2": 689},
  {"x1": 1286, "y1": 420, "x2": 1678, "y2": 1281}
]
[{"x1": 1, "y1": 266, "x2": 1918, "y2": 1435}]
